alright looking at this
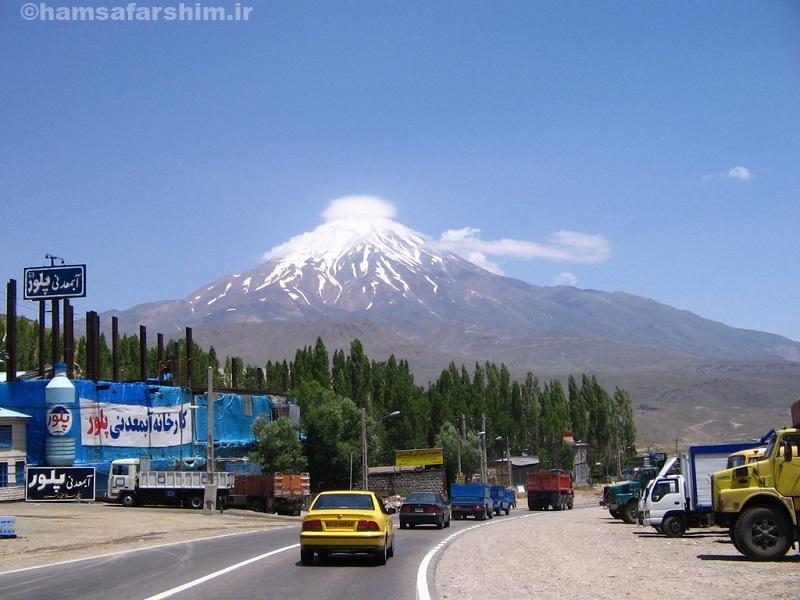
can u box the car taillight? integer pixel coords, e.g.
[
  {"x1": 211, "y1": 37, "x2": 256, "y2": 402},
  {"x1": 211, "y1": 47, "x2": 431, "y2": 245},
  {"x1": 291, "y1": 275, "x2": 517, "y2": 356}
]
[
  {"x1": 424, "y1": 506, "x2": 438, "y2": 513},
  {"x1": 357, "y1": 520, "x2": 380, "y2": 531},
  {"x1": 475, "y1": 505, "x2": 483, "y2": 511},
  {"x1": 401, "y1": 505, "x2": 412, "y2": 513},
  {"x1": 303, "y1": 519, "x2": 323, "y2": 531}
]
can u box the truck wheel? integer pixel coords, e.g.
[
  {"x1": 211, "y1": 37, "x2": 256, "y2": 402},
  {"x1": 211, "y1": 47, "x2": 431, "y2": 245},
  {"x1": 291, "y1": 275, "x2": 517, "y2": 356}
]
[
  {"x1": 567, "y1": 495, "x2": 574, "y2": 510},
  {"x1": 300, "y1": 548, "x2": 314, "y2": 565},
  {"x1": 189, "y1": 495, "x2": 203, "y2": 510},
  {"x1": 504, "y1": 506, "x2": 510, "y2": 515},
  {"x1": 121, "y1": 493, "x2": 136, "y2": 508},
  {"x1": 527, "y1": 498, "x2": 535, "y2": 511},
  {"x1": 621, "y1": 501, "x2": 638, "y2": 524},
  {"x1": 662, "y1": 515, "x2": 687, "y2": 538},
  {"x1": 734, "y1": 506, "x2": 792, "y2": 560},
  {"x1": 728, "y1": 527, "x2": 742, "y2": 552},
  {"x1": 609, "y1": 508, "x2": 621, "y2": 519}
]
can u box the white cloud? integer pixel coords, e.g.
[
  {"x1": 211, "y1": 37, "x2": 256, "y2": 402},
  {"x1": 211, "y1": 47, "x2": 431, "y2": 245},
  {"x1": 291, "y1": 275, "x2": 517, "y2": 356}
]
[
  {"x1": 264, "y1": 195, "x2": 612, "y2": 273},
  {"x1": 726, "y1": 166, "x2": 751, "y2": 181},
  {"x1": 552, "y1": 272, "x2": 579, "y2": 286},
  {"x1": 322, "y1": 195, "x2": 396, "y2": 221},
  {"x1": 440, "y1": 226, "x2": 481, "y2": 242},
  {"x1": 433, "y1": 227, "x2": 611, "y2": 264},
  {"x1": 703, "y1": 165, "x2": 753, "y2": 182},
  {"x1": 467, "y1": 252, "x2": 503, "y2": 275}
]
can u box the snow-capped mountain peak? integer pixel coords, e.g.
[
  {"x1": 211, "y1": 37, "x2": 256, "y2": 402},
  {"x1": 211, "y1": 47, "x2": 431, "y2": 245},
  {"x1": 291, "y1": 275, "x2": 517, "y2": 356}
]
[{"x1": 187, "y1": 210, "x2": 478, "y2": 319}]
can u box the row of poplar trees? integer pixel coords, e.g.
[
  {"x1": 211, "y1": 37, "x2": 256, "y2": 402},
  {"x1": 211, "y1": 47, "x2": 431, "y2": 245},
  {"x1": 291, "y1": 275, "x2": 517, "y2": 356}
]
[
  {"x1": 2, "y1": 317, "x2": 636, "y2": 488},
  {"x1": 251, "y1": 338, "x2": 637, "y2": 488}
]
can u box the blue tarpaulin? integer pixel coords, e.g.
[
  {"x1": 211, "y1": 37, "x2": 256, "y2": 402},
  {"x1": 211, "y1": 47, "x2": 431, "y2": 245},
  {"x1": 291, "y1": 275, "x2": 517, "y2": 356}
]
[{"x1": 0, "y1": 379, "x2": 278, "y2": 493}]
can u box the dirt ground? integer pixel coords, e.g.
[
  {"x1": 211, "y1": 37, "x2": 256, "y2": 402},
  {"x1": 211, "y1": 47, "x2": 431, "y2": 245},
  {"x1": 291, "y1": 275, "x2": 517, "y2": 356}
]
[
  {"x1": 437, "y1": 488, "x2": 800, "y2": 600},
  {"x1": 0, "y1": 500, "x2": 296, "y2": 572}
]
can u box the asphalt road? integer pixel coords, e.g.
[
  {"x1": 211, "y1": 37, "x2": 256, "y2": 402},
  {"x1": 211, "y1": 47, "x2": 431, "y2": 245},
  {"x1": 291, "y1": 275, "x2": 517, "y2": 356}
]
[{"x1": 0, "y1": 512, "x2": 500, "y2": 600}]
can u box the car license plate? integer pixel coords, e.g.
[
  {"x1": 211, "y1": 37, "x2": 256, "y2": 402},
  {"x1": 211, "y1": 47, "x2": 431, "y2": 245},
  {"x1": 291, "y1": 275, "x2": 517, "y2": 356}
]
[
  {"x1": 325, "y1": 520, "x2": 355, "y2": 529},
  {"x1": 414, "y1": 507, "x2": 423, "y2": 512}
]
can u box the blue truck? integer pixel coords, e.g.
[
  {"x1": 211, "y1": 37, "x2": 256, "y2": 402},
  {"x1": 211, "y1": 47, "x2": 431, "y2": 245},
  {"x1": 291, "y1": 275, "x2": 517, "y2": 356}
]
[
  {"x1": 450, "y1": 483, "x2": 493, "y2": 520},
  {"x1": 490, "y1": 484, "x2": 512, "y2": 515}
]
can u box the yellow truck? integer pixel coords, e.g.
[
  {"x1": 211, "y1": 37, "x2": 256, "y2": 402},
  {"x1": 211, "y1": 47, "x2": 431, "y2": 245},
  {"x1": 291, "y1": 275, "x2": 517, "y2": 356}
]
[
  {"x1": 712, "y1": 406, "x2": 800, "y2": 560},
  {"x1": 725, "y1": 446, "x2": 766, "y2": 469}
]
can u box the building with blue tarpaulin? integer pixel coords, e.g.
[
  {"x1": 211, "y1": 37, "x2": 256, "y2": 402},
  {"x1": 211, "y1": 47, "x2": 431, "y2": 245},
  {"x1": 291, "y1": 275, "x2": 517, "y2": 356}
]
[{"x1": 0, "y1": 378, "x2": 289, "y2": 496}]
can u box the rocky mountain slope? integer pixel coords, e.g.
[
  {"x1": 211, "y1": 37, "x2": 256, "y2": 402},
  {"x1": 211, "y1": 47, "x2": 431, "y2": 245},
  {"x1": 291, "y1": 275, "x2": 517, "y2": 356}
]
[{"x1": 100, "y1": 211, "x2": 800, "y2": 444}]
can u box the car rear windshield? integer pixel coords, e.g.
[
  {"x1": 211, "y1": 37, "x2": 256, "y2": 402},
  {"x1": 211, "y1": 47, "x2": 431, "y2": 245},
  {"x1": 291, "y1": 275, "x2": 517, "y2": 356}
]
[
  {"x1": 313, "y1": 493, "x2": 376, "y2": 510},
  {"x1": 406, "y1": 493, "x2": 436, "y2": 503}
]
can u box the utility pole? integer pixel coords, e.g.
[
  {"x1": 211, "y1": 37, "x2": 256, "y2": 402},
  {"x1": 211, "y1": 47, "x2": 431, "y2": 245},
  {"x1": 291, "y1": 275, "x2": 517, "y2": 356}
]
[
  {"x1": 361, "y1": 407, "x2": 368, "y2": 491},
  {"x1": 207, "y1": 366, "x2": 214, "y2": 473},
  {"x1": 506, "y1": 437, "x2": 512, "y2": 487},
  {"x1": 204, "y1": 366, "x2": 217, "y2": 514},
  {"x1": 480, "y1": 413, "x2": 488, "y2": 482}
]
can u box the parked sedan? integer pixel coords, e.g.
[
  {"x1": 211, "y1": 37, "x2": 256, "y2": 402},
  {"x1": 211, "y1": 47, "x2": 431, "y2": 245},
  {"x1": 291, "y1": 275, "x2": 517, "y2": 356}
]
[
  {"x1": 300, "y1": 491, "x2": 396, "y2": 565},
  {"x1": 399, "y1": 492, "x2": 451, "y2": 529}
]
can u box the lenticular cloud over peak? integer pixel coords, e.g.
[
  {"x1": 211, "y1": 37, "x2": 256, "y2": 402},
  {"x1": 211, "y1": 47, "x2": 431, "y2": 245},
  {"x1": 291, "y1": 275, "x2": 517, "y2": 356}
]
[{"x1": 322, "y1": 195, "x2": 397, "y2": 222}]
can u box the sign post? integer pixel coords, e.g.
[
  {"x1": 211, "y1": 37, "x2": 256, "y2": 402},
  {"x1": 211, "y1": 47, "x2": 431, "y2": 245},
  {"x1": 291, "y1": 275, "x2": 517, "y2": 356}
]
[
  {"x1": 23, "y1": 264, "x2": 86, "y2": 301},
  {"x1": 24, "y1": 261, "x2": 86, "y2": 376}
]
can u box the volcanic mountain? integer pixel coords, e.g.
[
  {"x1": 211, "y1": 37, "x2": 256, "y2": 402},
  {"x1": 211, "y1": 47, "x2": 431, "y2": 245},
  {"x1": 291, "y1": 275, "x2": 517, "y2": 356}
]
[
  {"x1": 103, "y1": 208, "x2": 800, "y2": 444},
  {"x1": 111, "y1": 213, "x2": 799, "y2": 363}
]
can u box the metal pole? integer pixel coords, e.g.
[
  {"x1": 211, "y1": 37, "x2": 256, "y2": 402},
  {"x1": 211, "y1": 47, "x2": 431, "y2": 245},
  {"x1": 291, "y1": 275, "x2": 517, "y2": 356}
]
[
  {"x1": 456, "y1": 431, "x2": 461, "y2": 480},
  {"x1": 361, "y1": 407, "x2": 368, "y2": 490},
  {"x1": 38, "y1": 301, "x2": 45, "y2": 377},
  {"x1": 507, "y1": 439, "x2": 512, "y2": 487},
  {"x1": 207, "y1": 366, "x2": 214, "y2": 473},
  {"x1": 51, "y1": 298, "x2": 60, "y2": 366},
  {"x1": 6, "y1": 279, "x2": 17, "y2": 382},
  {"x1": 481, "y1": 413, "x2": 487, "y2": 482}
]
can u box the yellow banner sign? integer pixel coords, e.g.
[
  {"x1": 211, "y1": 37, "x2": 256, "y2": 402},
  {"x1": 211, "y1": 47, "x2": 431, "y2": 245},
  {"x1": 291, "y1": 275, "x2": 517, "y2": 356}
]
[{"x1": 395, "y1": 448, "x2": 444, "y2": 467}]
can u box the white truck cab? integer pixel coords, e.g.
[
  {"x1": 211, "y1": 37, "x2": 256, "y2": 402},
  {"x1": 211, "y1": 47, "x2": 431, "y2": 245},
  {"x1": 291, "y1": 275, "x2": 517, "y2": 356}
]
[
  {"x1": 108, "y1": 458, "x2": 141, "y2": 503},
  {"x1": 107, "y1": 457, "x2": 234, "y2": 509},
  {"x1": 643, "y1": 474, "x2": 686, "y2": 535}
]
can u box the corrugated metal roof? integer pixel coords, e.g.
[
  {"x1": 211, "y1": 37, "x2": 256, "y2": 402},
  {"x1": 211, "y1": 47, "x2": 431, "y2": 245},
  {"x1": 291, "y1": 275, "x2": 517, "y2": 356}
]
[
  {"x1": 492, "y1": 456, "x2": 540, "y2": 467},
  {"x1": 0, "y1": 407, "x2": 32, "y2": 419}
]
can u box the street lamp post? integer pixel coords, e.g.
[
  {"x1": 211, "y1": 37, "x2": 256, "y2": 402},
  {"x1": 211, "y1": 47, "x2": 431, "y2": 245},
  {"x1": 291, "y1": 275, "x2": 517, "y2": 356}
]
[
  {"x1": 478, "y1": 430, "x2": 487, "y2": 483},
  {"x1": 496, "y1": 436, "x2": 512, "y2": 487},
  {"x1": 361, "y1": 408, "x2": 400, "y2": 491}
]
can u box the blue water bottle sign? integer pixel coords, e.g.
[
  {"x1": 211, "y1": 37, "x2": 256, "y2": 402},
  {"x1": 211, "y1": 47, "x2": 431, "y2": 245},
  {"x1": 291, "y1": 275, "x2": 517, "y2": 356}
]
[{"x1": 45, "y1": 363, "x2": 77, "y2": 466}]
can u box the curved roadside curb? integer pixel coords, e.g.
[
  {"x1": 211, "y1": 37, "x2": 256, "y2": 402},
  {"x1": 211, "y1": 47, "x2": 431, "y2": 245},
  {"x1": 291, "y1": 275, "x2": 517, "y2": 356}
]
[{"x1": 416, "y1": 512, "x2": 543, "y2": 600}]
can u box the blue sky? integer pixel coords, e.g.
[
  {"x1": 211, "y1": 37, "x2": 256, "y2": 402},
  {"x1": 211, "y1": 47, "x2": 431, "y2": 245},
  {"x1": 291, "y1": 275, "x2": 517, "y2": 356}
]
[{"x1": 1, "y1": 1, "x2": 798, "y2": 340}]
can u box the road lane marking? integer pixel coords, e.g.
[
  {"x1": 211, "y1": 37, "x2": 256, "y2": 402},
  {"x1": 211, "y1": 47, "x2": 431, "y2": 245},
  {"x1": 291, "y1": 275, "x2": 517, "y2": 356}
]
[
  {"x1": 144, "y1": 543, "x2": 300, "y2": 600},
  {"x1": 0, "y1": 526, "x2": 294, "y2": 577},
  {"x1": 415, "y1": 513, "x2": 542, "y2": 600}
]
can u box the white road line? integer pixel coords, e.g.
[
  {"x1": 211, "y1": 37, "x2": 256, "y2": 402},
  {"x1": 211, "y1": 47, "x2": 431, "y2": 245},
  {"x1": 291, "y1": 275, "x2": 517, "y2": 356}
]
[
  {"x1": 0, "y1": 526, "x2": 293, "y2": 577},
  {"x1": 416, "y1": 513, "x2": 541, "y2": 600},
  {"x1": 144, "y1": 543, "x2": 299, "y2": 600}
]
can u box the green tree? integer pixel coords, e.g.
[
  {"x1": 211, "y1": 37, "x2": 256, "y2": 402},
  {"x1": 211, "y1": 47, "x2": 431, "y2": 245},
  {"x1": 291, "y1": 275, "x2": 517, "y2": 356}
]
[
  {"x1": 434, "y1": 421, "x2": 481, "y2": 482},
  {"x1": 250, "y1": 416, "x2": 308, "y2": 473},
  {"x1": 293, "y1": 380, "x2": 361, "y2": 490}
]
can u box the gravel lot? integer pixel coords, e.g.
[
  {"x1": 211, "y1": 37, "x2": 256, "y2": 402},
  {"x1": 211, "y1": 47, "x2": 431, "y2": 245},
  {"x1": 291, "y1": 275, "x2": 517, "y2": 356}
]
[{"x1": 436, "y1": 490, "x2": 800, "y2": 600}]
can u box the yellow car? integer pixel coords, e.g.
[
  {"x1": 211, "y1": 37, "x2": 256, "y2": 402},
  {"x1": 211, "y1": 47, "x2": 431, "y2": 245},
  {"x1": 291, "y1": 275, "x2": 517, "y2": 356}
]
[{"x1": 300, "y1": 490, "x2": 396, "y2": 565}]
